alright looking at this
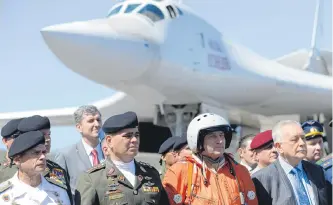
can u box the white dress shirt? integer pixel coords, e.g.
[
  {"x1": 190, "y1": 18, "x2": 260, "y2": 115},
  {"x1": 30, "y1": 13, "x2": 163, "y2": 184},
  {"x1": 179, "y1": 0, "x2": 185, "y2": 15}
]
[
  {"x1": 0, "y1": 172, "x2": 70, "y2": 205},
  {"x1": 279, "y1": 156, "x2": 316, "y2": 205},
  {"x1": 82, "y1": 139, "x2": 104, "y2": 166},
  {"x1": 113, "y1": 159, "x2": 136, "y2": 187}
]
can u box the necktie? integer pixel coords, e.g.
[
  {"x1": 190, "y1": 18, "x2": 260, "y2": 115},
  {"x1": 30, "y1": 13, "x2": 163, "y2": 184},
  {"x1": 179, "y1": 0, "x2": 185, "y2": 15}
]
[
  {"x1": 291, "y1": 167, "x2": 311, "y2": 205},
  {"x1": 91, "y1": 149, "x2": 100, "y2": 166}
]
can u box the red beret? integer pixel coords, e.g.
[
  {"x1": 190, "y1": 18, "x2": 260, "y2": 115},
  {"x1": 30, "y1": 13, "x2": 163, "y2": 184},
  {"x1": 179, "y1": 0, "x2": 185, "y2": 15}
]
[{"x1": 250, "y1": 130, "x2": 273, "y2": 150}]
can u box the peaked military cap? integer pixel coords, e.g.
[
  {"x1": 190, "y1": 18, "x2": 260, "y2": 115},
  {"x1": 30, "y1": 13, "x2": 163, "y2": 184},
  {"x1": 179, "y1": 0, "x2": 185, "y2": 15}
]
[
  {"x1": 1, "y1": 118, "x2": 24, "y2": 138},
  {"x1": 301, "y1": 120, "x2": 324, "y2": 140},
  {"x1": 8, "y1": 131, "x2": 45, "y2": 158},
  {"x1": 250, "y1": 130, "x2": 273, "y2": 150},
  {"x1": 158, "y1": 137, "x2": 177, "y2": 154},
  {"x1": 18, "y1": 115, "x2": 50, "y2": 133},
  {"x1": 173, "y1": 136, "x2": 188, "y2": 151},
  {"x1": 103, "y1": 111, "x2": 138, "y2": 134}
]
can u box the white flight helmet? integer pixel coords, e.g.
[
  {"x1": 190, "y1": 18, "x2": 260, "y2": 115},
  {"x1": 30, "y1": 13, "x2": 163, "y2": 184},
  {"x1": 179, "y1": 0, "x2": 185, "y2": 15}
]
[{"x1": 187, "y1": 113, "x2": 232, "y2": 153}]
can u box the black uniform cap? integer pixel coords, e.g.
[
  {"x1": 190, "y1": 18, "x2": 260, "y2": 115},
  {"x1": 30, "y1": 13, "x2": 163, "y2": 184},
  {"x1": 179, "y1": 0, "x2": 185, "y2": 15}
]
[
  {"x1": 173, "y1": 136, "x2": 188, "y2": 151},
  {"x1": 158, "y1": 137, "x2": 177, "y2": 154},
  {"x1": 103, "y1": 111, "x2": 138, "y2": 134},
  {"x1": 1, "y1": 118, "x2": 24, "y2": 138},
  {"x1": 8, "y1": 131, "x2": 45, "y2": 158},
  {"x1": 18, "y1": 115, "x2": 50, "y2": 133}
]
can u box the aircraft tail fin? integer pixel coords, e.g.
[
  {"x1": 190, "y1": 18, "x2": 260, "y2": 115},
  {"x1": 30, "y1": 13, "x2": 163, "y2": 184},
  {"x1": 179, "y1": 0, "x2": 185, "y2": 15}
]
[
  {"x1": 275, "y1": 0, "x2": 332, "y2": 76},
  {"x1": 274, "y1": 49, "x2": 332, "y2": 76}
]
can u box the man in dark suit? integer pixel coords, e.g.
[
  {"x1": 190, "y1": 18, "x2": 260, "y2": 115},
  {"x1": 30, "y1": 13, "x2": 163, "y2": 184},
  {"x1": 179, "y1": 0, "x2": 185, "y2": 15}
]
[
  {"x1": 252, "y1": 120, "x2": 331, "y2": 205},
  {"x1": 54, "y1": 105, "x2": 104, "y2": 194}
]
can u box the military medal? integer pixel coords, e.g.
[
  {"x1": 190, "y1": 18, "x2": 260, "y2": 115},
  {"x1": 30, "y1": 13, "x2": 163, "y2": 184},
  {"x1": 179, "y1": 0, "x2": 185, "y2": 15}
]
[{"x1": 109, "y1": 192, "x2": 124, "y2": 200}]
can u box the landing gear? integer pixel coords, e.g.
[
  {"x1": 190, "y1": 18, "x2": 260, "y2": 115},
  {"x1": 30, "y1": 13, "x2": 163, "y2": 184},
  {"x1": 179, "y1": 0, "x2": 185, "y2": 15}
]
[{"x1": 154, "y1": 104, "x2": 201, "y2": 137}]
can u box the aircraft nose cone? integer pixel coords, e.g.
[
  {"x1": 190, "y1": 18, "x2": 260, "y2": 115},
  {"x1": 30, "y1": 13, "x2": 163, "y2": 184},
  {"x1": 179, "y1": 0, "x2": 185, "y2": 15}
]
[{"x1": 41, "y1": 19, "x2": 156, "y2": 83}]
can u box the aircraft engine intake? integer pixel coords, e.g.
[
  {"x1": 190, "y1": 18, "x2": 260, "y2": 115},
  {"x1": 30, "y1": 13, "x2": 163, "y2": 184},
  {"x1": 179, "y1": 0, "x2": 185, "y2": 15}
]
[{"x1": 153, "y1": 104, "x2": 201, "y2": 137}]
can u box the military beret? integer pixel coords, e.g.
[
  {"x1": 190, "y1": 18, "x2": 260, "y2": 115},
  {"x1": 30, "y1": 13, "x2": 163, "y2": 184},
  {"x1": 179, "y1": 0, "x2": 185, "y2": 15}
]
[
  {"x1": 173, "y1": 136, "x2": 188, "y2": 151},
  {"x1": 301, "y1": 120, "x2": 324, "y2": 140},
  {"x1": 18, "y1": 115, "x2": 50, "y2": 133},
  {"x1": 103, "y1": 111, "x2": 138, "y2": 134},
  {"x1": 1, "y1": 118, "x2": 24, "y2": 138},
  {"x1": 158, "y1": 137, "x2": 177, "y2": 154},
  {"x1": 8, "y1": 131, "x2": 45, "y2": 158},
  {"x1": 250, "y1": 130, "x2": 273, "y2": 150}
]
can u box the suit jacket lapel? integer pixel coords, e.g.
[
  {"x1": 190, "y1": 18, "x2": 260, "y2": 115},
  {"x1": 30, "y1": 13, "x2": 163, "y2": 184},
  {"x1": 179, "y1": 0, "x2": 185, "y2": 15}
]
[
  {"x1": 76, "y1": 141, "x2": 92, "y2": 170},
  {"x1": 275, "y1": 159, "x2": 297, "y2": 204},
  {"x1": 105, "y1": 159, "x2": 133, "y2": 189},
  {"x1": 302, "y1": 161, "x2": 319, "y2": 204}
]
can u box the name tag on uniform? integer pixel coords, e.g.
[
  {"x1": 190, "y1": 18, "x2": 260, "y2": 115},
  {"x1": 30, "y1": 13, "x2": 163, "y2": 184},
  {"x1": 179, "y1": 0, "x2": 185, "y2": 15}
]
[{"x1": 143, "y1": 186, "x2": 159, "y2": 193}]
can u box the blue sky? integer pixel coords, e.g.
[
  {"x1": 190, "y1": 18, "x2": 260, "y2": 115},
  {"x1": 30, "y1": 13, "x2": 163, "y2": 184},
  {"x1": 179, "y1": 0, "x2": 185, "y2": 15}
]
[{"x1": 0, "y1": 0, "x2": 331, "y2": 151}]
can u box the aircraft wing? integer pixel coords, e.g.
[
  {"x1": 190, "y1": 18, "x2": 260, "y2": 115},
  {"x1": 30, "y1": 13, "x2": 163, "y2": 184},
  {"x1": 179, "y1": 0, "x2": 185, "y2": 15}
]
[
  {"x1": 275, "y1": 49, "x2": 332, "y2": 75},
  {"x1": 0, "y1": 92, "x2": 154, "y2": 127}
]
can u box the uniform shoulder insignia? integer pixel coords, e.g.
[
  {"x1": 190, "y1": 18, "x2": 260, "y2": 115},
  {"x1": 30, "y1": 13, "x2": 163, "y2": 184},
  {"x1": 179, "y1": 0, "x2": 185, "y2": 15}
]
[
  {"x1": 138, "y1": 161, "x2": 153, "y2": 168},
  {"x1": 46, "y1": 159, "x2": 60, "y2": 168},
  {"x1": 0, "y1": 181, "x2": 12, "y2": 194},
  {"x1": 317, "y1": 154, "x2": 333, "y2": 166},
  {"x1": 86, "y1": 162, "x2": 106, "y2": 173}
]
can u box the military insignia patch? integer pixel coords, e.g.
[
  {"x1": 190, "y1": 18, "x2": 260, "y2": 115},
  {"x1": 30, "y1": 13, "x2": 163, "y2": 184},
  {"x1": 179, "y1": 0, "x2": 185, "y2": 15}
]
[
  {"x1": 247, "y1": 190, "x2": 256, "y2": 200},
  {"x1": 108, "y1": 168, "x2": 115, "y2": 176},
  {"x1": 2, "y1": 194, "x2": 9, "y2": 202},
  {"x1": 50, "y1": 168, "x2": 65, "y2": 185},
  {"x1": 118, "y1": 175, "x2": 125, "y2": 182},
  {"x1": 173, "y1": 194, "x2": 182, "y2": 204},
  {"x1": 138, "y1": 175, "x2": 143, "y2": 181}
]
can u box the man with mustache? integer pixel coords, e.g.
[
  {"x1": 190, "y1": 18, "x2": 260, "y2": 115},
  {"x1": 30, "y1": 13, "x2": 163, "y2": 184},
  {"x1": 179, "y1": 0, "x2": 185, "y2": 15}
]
[
  {"x1": 250, "y1": 130, "x2": 278, "y2": 174},
  {"x1": 0, "y1": 131, "x2": 71, "y2": 204},
  {"x1": 17, "y1": 115, "x2": 73, "y2": 204},
  {"x1": 252, "y1": 120, "x2": 331, "y2": 205},
  {"x1": 74, "y1": 111, "x2": 169, "y2": 205}
]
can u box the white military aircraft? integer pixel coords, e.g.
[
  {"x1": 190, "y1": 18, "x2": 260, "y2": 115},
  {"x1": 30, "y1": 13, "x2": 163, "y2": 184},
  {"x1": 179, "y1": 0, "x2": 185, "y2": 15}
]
[{"x1": 0, "y1": 0, "x2": 331, "y2": 148}]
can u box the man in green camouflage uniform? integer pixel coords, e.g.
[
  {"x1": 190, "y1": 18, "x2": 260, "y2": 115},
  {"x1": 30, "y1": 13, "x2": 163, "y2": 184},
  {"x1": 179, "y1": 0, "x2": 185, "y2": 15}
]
[{"x1": 75, "y1": 111, "x2": 169, "y2": 205}]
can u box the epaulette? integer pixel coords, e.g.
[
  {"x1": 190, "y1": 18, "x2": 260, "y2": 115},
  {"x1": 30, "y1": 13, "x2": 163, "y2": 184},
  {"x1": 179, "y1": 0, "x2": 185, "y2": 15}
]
[
  {"x1": 86, "y1": 162, "x2": 106, "y2": 173},
  {"x1": 46, "y1": 159, "x2": 60, "y2": 168},
  {"x1": 0, "y1": 181, "x2": 12, "y2": 194},
  {"x1": 317, "y1": 154, "x2": 332, "y2": 166},
  {"x1": 138, "y1": 161, "x2": 154, "y2": 169}
]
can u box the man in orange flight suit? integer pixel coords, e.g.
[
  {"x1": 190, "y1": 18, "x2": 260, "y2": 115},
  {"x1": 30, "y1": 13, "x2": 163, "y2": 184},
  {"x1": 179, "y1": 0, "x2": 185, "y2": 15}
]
[{"x1": 163, "y1": 113, "x2": 258, "y2": 205}]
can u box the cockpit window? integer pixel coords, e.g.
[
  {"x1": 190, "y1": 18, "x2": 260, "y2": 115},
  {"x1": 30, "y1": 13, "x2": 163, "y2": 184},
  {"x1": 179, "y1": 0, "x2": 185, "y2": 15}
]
[
  {"x1": 125, "y1": 4, "x2": 140, "y2": 13},
  {"x1": 176, "y1": 7, "x2": 183, "y2": 15},
  {"x1": 138, "y1": 4, "x2": 164, "y2": 22},
  {"x1": 107, "y1": 5, "x2": 122, "y2": 17}
]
